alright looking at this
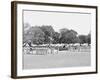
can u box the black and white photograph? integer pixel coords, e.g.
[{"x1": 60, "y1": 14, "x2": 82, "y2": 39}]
[
  {"x1": 11, "y1": 1, "x2": 97, "y2": 78},
  {"x1": 23, "y1": 10, "x2": 91, "y2": 69}
]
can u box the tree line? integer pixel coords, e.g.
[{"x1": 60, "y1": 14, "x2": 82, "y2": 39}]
[{"x1": 23, "y1": 23, "x2": 91, "y2": 45}]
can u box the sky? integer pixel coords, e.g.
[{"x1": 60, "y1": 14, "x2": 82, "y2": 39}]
[{"x1": 23, "y1": 10, "x2": 91, "y2": 35}]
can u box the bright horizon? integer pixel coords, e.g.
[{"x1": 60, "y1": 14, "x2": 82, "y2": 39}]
[{"x1": 23, "y1": 10, "x2": 91, "y2": 35}]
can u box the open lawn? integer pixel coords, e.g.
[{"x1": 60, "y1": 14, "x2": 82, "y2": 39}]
[{"x1": 23, "y1": 50, "x2": 91, "y2": 69}]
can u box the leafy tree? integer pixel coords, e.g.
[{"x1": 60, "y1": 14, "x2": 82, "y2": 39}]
[
  {"x1": 23, "y1": 24, "x2": 91, "y2": 45},
  {"x1": 78, "y1": 35, "x2": 87, "y2": 44},
  {"x1": 40, "y1": 25, "x2": 55, "y2": 44},
  {"x1": 52, "y1": 32, "x2": 60, "y2": 44},
  {"x1": 24, "y1": 26, "x2": 45, "y2": 45},
  {"x1": 59, "y1": 28, "x2": 78, "y2": 44},
  {"x1": 23, "y1": 23, "x2": 31, "y2": 43},
  {"x1": 86, "y1": 33, "x2": 91, "y2": 45},
  {"x1": 24, "y1": 23, "x2": 31, "y2": 29},
  {"x1": 40, "y1": 25, "x2": 55, "y2": 36}
]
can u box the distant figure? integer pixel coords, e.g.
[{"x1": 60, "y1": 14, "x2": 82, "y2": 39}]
[
  {"x1": 27, "y1": 40, "x2": 33, "y2": 51},
  {"x1": 63, "y1": 45, "x2": 66, "y2": 48},
  {"x1": 28, "y1": 41, "x2": 32, "y2": 47}
]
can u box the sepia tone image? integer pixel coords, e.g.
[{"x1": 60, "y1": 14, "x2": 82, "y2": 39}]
[{"x1": 22, "y1": 10, "x2": 91, "y2": 69}]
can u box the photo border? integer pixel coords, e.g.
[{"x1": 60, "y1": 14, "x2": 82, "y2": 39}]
[{"x1": 11, "y1": 1, "x2": 98, "y2": 79}]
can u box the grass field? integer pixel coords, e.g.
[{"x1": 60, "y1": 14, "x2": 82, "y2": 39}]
[{"x1": 23, "y1": 50, "x2": 91, "y2": 69}]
